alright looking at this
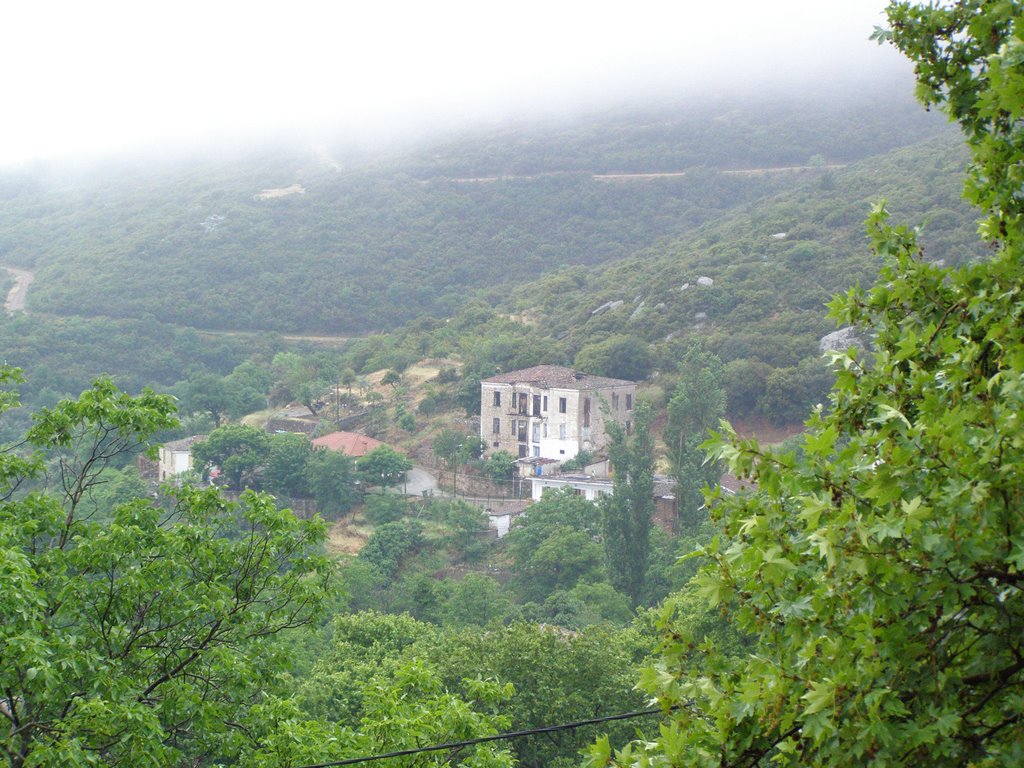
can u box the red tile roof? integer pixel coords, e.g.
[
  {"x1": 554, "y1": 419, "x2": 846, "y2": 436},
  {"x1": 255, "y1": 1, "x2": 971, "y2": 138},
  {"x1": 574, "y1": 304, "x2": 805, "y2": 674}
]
[{"x1": 311, "y1": 431, "x2": 384, "y2": 457}]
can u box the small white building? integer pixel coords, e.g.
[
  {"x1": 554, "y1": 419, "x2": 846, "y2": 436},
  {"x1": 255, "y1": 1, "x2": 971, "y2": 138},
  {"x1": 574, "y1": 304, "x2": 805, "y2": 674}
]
[
  {"x1": 531, "y1": 473, "x2": 615, "y2": 502},
  {"x1": 488, "y1": 511, "x2": 513, "y2": 538},
  {"x1": 157, "y1": 436, "x2": 205, "y2": 483}
]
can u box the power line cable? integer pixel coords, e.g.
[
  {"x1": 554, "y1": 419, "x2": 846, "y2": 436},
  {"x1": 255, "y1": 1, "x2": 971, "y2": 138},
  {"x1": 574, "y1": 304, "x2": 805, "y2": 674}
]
[{"x1": 297, "y1": 705, "x2": 672, "y2": 768}]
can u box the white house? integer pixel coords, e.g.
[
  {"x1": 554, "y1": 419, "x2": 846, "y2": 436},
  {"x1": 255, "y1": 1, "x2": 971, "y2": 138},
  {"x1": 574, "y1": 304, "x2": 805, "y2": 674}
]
[
  {"x1": 157, "y1": 436, "x2": 205, "y2": 482},
  {"x1": 530, "y1": 473, "x2": 614, "y2": 502}
]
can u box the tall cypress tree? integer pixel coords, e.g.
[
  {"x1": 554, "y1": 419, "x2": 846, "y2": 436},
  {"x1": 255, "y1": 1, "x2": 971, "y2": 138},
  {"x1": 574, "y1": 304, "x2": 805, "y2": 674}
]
[
  {"x1": 664, "y1": 344, "x2": 726, "y2": 529},
  {"x1": 600, "y1": 401, "x2": 655, "y2": 605}
]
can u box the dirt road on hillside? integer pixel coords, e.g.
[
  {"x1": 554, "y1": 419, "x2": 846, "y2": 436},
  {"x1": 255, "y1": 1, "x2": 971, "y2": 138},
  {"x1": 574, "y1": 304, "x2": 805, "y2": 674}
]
[
  {"x1": 3, "y1": 266, "x2": 34, "y2": 313},
  {"x1": 444, "y1": 164, "x2": 847, "y2": 184}
]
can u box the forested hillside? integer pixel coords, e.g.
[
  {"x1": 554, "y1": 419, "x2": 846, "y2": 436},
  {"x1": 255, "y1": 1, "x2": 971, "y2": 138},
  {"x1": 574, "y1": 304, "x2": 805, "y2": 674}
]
[
  {"x1": 506, "y1": 134, "x2": 984, "y2": 421},
  {"x1": 1, "y1": 85, "x2": 951, "y2": 336},
  {"x1": 0, "y1": 85, "x2": 983, "y2": 426},
  {"x1": 331, "y1": 132, "x2": 982, "y2": 425}
]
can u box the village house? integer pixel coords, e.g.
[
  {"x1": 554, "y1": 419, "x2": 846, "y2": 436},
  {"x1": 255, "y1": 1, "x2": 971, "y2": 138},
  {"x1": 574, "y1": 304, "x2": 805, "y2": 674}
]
[
  {"x1": 531, "y1": 472, "x2": 680, "y2": 534},
  {"x1": 310, "y1": 430, "x2": 384, "y2": 458},
  {"x1": 479, "y1": 365, "x2": 636, "y2": 461},
  {"x1": 531, "y1": 472, "x2": 615, "y2": 502},
  {"x1": 157, "y1": 436, "x2": 206, "y2": 482}
]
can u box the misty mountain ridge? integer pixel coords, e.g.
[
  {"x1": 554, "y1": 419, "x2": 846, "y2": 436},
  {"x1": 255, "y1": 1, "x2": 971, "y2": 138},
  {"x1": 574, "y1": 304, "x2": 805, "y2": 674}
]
[{"x1": 0, "y1": 87, "x2": 955, "y2": 338}]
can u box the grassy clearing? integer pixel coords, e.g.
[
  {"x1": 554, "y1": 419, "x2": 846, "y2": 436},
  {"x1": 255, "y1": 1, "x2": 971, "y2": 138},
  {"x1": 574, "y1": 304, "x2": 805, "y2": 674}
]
[{"x1": 326, "y1": 517, "x2": 370, "y2": 556}]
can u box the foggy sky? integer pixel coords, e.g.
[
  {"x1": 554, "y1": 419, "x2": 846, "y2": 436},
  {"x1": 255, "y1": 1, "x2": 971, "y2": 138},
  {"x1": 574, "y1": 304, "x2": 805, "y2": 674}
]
[{"x1": 0, "y1": 0, "x2": 910, "y2": 167}]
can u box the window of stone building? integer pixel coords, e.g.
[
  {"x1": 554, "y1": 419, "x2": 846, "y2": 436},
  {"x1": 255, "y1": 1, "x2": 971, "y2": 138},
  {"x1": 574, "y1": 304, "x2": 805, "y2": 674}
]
[
  {"x1": 559, "y1": 397, "x2": 567, "y2": 413},
  {"x1": 493, "y1": 391, "x2": 501, "y2": 407}
]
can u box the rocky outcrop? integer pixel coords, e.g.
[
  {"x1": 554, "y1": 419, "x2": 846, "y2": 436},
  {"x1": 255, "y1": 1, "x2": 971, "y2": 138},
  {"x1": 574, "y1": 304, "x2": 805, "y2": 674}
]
[
  {"x1": 591, "y1": 300, "x2": 624, "y2": 316},
  {"x1": 819, "y1": 326, "x2": 864, "y2": 354}
]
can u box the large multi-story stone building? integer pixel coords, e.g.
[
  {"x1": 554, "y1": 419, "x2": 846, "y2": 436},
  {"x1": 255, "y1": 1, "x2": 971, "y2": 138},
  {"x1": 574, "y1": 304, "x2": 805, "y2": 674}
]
[{"x1": 479, "y1": 365, "x2": 637, "y2": 461}]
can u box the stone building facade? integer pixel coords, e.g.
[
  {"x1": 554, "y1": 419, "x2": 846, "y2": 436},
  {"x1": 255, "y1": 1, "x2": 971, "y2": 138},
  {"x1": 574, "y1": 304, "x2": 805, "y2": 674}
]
[
  {"x1": 479, "y1": 365, "x2": 636, "y2": 461},
  {"x1": 157, "y1": 435, "x2": 206, "y2": 482}
]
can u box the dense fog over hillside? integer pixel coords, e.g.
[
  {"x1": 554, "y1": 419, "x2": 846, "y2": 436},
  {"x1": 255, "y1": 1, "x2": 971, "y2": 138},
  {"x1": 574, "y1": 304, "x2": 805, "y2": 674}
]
[{"x1": 2, "y1": 1, "x2": 906, "y2": 168}]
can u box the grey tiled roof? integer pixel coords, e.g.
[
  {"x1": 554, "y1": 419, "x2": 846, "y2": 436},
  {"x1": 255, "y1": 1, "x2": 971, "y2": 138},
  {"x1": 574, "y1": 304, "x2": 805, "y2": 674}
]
[
  {"x1": 481, "y1": 365, "x2": 633, "y2": 389},
  {"x1": 161, "y1": 435, "x2": 206, "y2": 451}
]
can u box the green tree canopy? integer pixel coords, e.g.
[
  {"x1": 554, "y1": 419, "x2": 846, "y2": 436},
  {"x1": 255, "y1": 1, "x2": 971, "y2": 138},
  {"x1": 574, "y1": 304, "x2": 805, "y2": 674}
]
[
  {"x1": 516, "y1": 526, "x2": 606, "y2": 604},
  {"x1": 507, "y1": 487, "x2": 601, "y2": 561},
  {"x1": 429, "y1": 622, "x2": 649, "y2": 768},
  {"x1": 191, "y1": 423, "x2": 271, "y2": 490},
  {"x1": 81, "y1": 465, "x2": 149, "y2": 523},
  {"x1": 180, "y1": 372, "x2": 234, "y2": 425},
  {"x1": 573, "y1": 334, "x2": 654, "y2": 381},
  {"x1": 506, "y1": 488, "x2": 607, "y2": 604},
  {"x1": 600, "y1": 402, "x2": 655, "y2": 605},
  {"x1": 288, "y1": 612, "x2": 517, "y2": 767},
  {"x1": 0, "y1": 375, "x2": 330, "y2": 767},
  {"x1": 484, "y1": 449, "x2": 517, "y2": 485},
  {"x1": 364, "y1": 492, "x2": 410, "y2": 525},
  {"x1": 589, "y1": 2, "x2": 1024, "y2": 765},
  {"x1": 663, "y1": 344, "x2": 726, "y2": 527},
  {"x1": 303, "y1": 448, "x2": 357, "y2": 517},
  {"x1": 223, "y1": 360, "x2": 271, "y2": 418},
  {"x1": 442, "y1": 573, "x2": 515, "y2": 628},
  {"x1": 440, "y1": 499, "x2": 492, "y2": 562},
  {"x1": 357, "y1": 444, "x2": 413, "y2": 490},
  {"x1": 269, "y1": 351, "x2": 337, "y2": 415},
  {"x1": 357, "y1": 519, "x2": 424, "y2": 577},
  {"x1": 536, "y1": 582, "x2": 635, "y2": 629},
  {"x1": 432, "y1": 428, "x2": 464, "y2": 467},
  {"x1": 262, "y1": 431, "x2": 312, "y2": 498}
]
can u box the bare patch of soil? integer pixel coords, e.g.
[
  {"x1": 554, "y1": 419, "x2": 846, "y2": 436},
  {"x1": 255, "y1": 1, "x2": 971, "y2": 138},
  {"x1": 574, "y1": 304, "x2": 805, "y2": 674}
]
[
  {"x1": 240, "y1": 408, "x2": 276, "y2": 428},
  {"x1": 366, "y1": 359, "x2": 460, "y2": 407},
  {"x1": 326, "y1": 518, "x2": 369, "y2": 556},
  {"x1": 3, "y1": 266, "x2": 34, "y2": 312},
  {"x1": 254, "y1": 183, "x2": 306, "y2": 200}
]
